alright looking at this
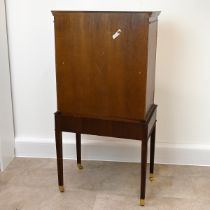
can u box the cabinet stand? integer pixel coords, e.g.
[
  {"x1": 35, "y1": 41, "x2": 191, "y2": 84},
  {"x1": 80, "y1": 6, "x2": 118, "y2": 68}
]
[{"x1": 55, "y1": 104, "x2": 157, "y2": 206}]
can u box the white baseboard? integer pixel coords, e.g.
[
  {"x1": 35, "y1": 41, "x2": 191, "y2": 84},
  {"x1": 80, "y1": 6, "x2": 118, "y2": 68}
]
[{"x1": 15, "y1": 136, "x2": 210, "y2": 166}]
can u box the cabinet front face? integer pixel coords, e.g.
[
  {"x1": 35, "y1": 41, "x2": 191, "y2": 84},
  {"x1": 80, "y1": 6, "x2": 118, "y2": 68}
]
[{"x1": 54, "y1": 12, "x2": 149, "y2": 120}]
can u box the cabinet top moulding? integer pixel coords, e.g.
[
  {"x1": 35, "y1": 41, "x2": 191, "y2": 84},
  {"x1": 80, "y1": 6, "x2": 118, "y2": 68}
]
[
  {"x1": 52, "y1": 11, "x2": 160, "y2": 14},
  {"x1": 52, "y1": 11, "x2": 161, "y2": 22}
]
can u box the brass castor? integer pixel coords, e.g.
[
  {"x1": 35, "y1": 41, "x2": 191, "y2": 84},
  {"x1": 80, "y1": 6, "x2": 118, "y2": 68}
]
[
  {"x1": 149, "y1": 173, "x2": 155, "y2": 182},
  {"x1": 77, "y1": 164, "x2": 84, "y2": 170},
  {"x1": 140, "y1": 199, "x2": 145, "y2": 206},
  {"x1": 59, "y1": 185, "x2": 64, "y2": 192}
]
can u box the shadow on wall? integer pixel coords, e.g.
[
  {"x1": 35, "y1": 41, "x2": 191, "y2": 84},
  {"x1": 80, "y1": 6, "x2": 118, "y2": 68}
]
[{"x1": 155, "y1": 21, "x2": 190, "y2": 143}]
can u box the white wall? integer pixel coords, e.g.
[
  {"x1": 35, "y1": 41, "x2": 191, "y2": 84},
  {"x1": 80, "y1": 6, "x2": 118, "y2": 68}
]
[
  {"x1": 6, "y1": 0, "x2": 210, "y2": 165},
  {"x1": 0, "y1": 0, "x2": 15, "y2": 171}
]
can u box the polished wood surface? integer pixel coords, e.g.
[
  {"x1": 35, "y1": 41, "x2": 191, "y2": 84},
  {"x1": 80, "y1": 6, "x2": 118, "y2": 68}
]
[
  {"x1": 53, "y1": 11, "x2": 160, "y2": 120},
  {"x1": 55, "y1": 104, "x2": 157, "y2": 140},
  {"x1": 53, "y1": 11, "x2": 160, "y2": 205}
]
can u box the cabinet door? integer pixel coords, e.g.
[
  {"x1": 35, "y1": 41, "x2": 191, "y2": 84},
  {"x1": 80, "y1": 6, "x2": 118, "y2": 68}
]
[
  {"x1": 0, "y1": 0, "x2": 15, "y2": 171},
  {"x1": 54, "y1": 12, "x2": 148, "y2": 120}
]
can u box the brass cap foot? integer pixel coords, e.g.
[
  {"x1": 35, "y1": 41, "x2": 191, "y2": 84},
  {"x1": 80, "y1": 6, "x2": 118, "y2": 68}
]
[
  {"x1": 59, "y1": 185, "x2": 64, "y2": 192},
  {"x1": 149, "y1": 173, "x2": 155, "y2": 182},
  {"x1": 140, "y1": 199, "x2": 145, "y2": 206},
  {"x1": 77, "y1": 164, "x2": 84, "y2": 170}
]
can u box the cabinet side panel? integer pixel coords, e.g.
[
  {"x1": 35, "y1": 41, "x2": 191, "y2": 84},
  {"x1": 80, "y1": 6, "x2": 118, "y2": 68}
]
[
  {"x1": 145, "y1": 21, "x2": 158, "y2": 115},
  {"x1": 54, "y1": 12, "x2": 148, "y2": 120}
]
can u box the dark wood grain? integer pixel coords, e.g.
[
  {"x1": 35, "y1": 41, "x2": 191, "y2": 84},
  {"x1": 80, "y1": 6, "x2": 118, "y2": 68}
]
[{"x1": 56, "y1": 105, "x2": 156, "y2": 140}]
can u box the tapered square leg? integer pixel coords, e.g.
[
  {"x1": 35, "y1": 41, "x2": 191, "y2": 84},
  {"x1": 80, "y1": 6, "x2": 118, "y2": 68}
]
[
  {"x1": 150, "y1": 125, "x2": 156, "y2": 182},
  {"x1": 55, "y1": 129, "x2": 64, "y2": 192},
  {"x1": 140, "y1": 139, "x2": 148, "y2": 205},
  {"x1": 76, "y1": 133, "x2": 83, "y2": 169},
  {"x1": 55, "y1": 112, "x2": 64, "y2": 192}
]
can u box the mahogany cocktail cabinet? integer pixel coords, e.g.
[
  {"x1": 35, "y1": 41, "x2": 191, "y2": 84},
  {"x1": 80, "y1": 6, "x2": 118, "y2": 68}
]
[{"x1": 52, "y1": 11, "x2": 160, "y2": 206}]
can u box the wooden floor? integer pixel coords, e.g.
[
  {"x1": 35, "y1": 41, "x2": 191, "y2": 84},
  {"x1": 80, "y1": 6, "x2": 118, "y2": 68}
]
[{"x1": 1, "y1": 158, "x2": 210, "y2": 210}]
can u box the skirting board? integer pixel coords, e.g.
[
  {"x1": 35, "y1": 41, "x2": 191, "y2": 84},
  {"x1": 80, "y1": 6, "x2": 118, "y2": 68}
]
[{"x1": 15, "y1": 136, "x2": 210, "y2": 166}]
